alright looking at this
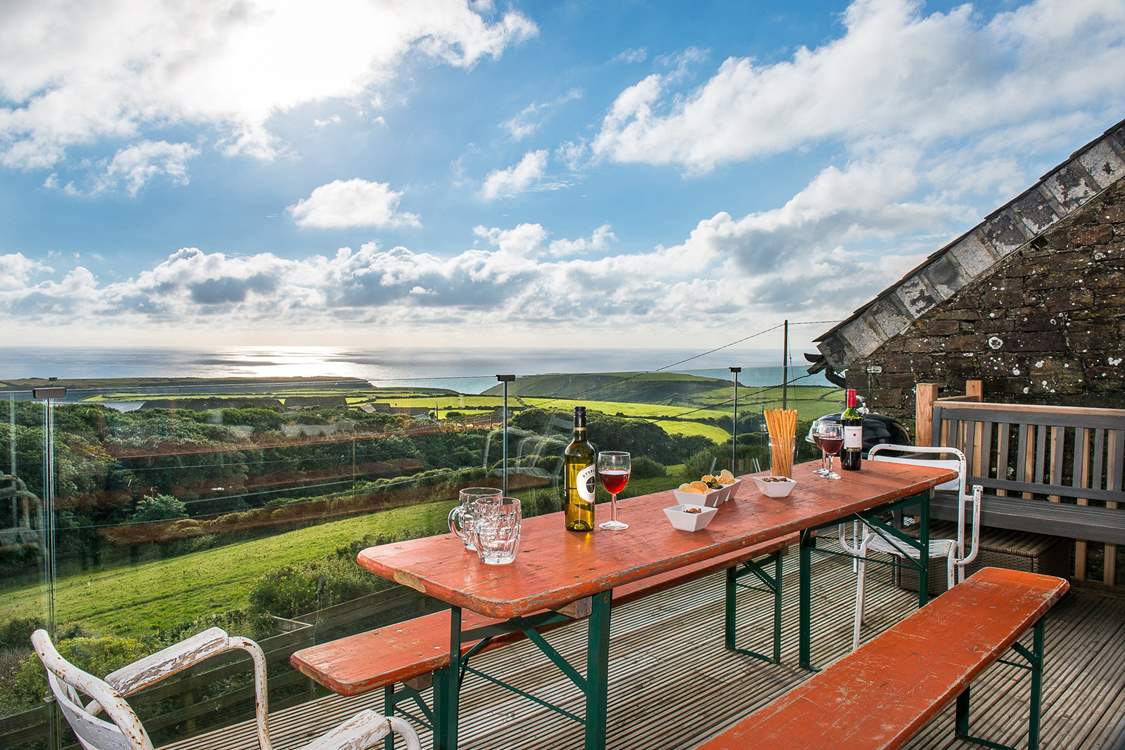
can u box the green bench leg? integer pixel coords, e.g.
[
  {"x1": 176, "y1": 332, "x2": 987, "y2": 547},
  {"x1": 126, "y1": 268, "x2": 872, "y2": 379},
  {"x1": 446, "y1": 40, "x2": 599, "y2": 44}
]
[
  {"x1": 724, "y1": 552, "x2": 784, "y2": 664},
  {"x1": 954, "y1": 619, "x2": 1045, "y2": 750}
]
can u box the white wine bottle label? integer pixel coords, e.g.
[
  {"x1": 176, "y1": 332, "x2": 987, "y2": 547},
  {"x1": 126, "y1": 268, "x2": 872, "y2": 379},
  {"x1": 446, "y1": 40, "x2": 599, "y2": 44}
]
[
  {"x1": 576, "y1": 464, "x2": 596, "y2": 502},
  {"x1": 844, "y1": 426, "x2": 863, "y2": 449}
]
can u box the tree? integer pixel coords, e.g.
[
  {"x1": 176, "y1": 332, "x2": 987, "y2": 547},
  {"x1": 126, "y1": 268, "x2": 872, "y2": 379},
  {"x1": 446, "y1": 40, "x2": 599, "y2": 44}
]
[{"x1": 129, "y1": 493, "x2": 188, "y2": 523}]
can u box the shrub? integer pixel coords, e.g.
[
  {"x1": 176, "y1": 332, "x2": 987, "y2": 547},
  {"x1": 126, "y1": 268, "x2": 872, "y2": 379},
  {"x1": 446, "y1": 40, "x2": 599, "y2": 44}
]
[
  {"x1": 630, "y1": 456, "x2": 666, "y2": 478},
  {"x1": 4, "y1": 636, "x2": 149, "y2": 712},
  {"x1": 129, "y1": 493, "x2": 188, "y2": 523},
  {"x1": 247, "y1": 557, "x2": 388, "y2": 620}
]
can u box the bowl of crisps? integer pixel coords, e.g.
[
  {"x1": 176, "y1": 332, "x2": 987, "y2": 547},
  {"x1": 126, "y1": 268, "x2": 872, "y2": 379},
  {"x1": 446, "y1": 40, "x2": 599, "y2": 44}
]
[{"x1": 673, "y1": 469, "x2": 739, "y2": 507}]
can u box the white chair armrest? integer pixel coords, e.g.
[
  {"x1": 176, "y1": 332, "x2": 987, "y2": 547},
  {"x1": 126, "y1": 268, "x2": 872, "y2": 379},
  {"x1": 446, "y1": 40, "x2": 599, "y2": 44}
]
[
  {"x1": 301, "y1": 710, "x2": 421, "y2": 750},
  {"x1": 104, "y1": 627, "x2": 231, "y2": 695}
]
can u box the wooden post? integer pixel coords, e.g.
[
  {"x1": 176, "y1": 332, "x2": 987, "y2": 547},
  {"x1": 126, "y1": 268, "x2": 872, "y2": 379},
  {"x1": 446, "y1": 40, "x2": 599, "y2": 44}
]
[
  {"x1": 915, "y1": 383, "x2": 939, "y2": 447},
  {"x1": 966, "y1": 380, "x2": 984, "y2": 474}
]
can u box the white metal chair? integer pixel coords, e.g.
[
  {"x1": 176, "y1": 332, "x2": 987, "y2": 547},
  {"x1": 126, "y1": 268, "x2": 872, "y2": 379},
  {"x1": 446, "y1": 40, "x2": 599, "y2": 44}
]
[
  {"x1": 846, "y1": 444, "x2": 982, "y2": 651},
  {"x1": 31, "y1": 627, "x2": 420, "y2": 750}
]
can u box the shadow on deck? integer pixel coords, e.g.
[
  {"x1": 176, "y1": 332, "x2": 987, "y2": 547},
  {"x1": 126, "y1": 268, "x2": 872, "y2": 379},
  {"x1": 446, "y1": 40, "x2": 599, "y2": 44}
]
[{"x1": 164, "y1": 554, "x2": 1125, "y2": 749}]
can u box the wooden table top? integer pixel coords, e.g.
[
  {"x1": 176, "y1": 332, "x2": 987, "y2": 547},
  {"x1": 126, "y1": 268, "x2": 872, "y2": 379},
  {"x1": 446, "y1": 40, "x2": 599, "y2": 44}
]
[{"x1": 357, "y1": 460, "x2": 957, "y2": 619}]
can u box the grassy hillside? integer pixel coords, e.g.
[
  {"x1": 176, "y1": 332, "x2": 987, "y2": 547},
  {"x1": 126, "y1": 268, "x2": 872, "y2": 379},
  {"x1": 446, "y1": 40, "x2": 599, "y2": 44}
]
[
  {"x1": 484, "y1": 371, "x2": 729, "y2": 404},
  {"x1": 0, "y1": 473, "x2": 688, "y2": 636}
]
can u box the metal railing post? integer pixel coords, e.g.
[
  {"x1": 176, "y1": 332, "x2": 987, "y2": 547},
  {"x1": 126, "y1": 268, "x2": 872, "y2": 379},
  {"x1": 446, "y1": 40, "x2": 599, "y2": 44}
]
[
  {"x1": 33, "y1": 385, "x2": 64, "y2": 750},
  {"x1": 496, "y1": 375, "x2": 514, "y2": 496},
  {"x1": 729, "y1": 367, "x2": 741, "y2": 474}
]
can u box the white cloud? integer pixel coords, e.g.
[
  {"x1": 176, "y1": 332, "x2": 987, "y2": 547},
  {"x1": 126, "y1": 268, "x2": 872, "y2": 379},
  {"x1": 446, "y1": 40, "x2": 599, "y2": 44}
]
[
  {"x1": 0, "y1": 253, "x2": 52, "y2": 290},
  {"x1": 501, "y1": 89, "x2": 582, "y2": 140},
  {"x1": 1, "y1": 144, "x2": 969, "y2": 334},
  {"x1": 611, "y1": 48, "x2": 647, "y2": 64},
  {"x1": 473, "y1": 222, "x2": 615, "y2": 257},
  {"x1": 105, "y1": 140, "x2": 200, "y2": 196},
  {"x1": 480, "y1": 149, "x2": 549, "y2": 200},
  {"x1": 593, "y1": 0, "x2": 1125, "y2": 172},
  {"x1": 288, "y1": 179, "x2": 421, "y2": 229},
  {"x1": 0, "y1": 1, "x2": 537, "y2": 168},
  {"x1": 313, "y1": 114, "x2": 342, "y2": 128}
]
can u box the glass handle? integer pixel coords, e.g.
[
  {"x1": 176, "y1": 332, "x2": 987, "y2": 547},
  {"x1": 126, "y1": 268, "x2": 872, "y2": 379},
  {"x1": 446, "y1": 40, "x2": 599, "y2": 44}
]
[{"x1": 448, "y1": 505, "x2": 462, "y2": 538}]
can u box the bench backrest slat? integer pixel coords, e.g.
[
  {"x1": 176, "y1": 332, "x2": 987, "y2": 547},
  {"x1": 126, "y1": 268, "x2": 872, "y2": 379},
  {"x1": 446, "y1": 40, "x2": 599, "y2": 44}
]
[{"x1": 931, "y1": 401, "x2": 1125, "y2": 505}]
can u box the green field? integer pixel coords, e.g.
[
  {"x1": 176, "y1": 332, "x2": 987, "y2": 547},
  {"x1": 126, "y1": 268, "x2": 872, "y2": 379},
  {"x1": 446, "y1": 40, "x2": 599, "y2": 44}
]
[
  {"x1": 0, "y1": 500, "x2": 455, "y2": 636},
  {"x1": 0, "y1": 474, "x2": 690, "y2": 637},
  {"x1": 649, "y1": 420, "x2": 730, "y2": 443}
]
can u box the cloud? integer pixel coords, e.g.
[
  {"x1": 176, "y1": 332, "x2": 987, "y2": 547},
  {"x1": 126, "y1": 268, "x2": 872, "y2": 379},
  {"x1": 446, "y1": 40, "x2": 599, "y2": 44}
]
[
  {"x1": 1, "y1": 142, "x2": 970, "y2": 335},
  {"x1": 42, "y1": 140, "x2": 200, "y2": 197},
  {"x1": 501, "y1": 89, "x2": 582, "y2": 140},
  {"x1": 480, "y1": 149, "x2": 549, "y2": 199},
  {"x1": 0, "y1": 1, "x2": 537, "y2": 168},
  {"x1": 0, "y1": 253, "x2": 52, "y2": 290},
  {"x1": 313, "y1": 114, "x2": 342, "y2": 128},
  {"x1": 288, "y1": 179, "x2": 421, "y2": 229},
  {"x1": 473, "y1": 223, "x2": 615, "y2": 257},
  {"x1": 592, "y1": 0, "x2": 1125, "y2": 172},
  {"x1": 611, "y1": 48, "x2": 647, "y2": 64}
]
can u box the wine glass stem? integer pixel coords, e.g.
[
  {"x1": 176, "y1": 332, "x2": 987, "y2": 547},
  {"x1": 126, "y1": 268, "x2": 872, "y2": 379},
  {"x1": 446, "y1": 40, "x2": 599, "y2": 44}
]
[
  {"x1": 827, "y1": 454, "x2": 833, "y2": 474},
  {"x1": 821, "y1": 449, "x2": 828, "y2": 474},
  {"x1": 611, "y1": 494, "x2": 618, "y2": 522}
]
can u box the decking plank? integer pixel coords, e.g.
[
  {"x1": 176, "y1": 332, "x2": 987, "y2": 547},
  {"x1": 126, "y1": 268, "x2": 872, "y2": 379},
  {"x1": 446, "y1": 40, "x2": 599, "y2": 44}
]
[{"x1": 159, "y1": 553, "x2": 1124, "y2": 750}]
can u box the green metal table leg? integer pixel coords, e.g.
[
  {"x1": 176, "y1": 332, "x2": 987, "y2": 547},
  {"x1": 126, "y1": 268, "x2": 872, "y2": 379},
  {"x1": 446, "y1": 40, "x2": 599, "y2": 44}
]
[
  {"x1": 918, "y1": 491, "x2": 930, "y2": 607},
  {"x1": 773, "y1": 551, "x2": 783, "y2": 664},
  {"x1": 384, "y1": 684, "x2": 396, "y2": 750},
  {"x1": 435, "y1": 606, "x2": 462, "y2": 750},
  {"x1": 584, "y1": 590, "x2": 612, "y2": 750},
  {"x1": 799, "y1": 529, "x2": 814, "y2": 671}
]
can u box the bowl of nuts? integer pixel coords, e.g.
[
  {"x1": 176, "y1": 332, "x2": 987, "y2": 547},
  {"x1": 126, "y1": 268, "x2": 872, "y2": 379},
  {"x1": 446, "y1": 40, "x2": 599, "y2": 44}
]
[
  {"x1": 663, "y1": 503, "x2": 718, "y2": 532},
  {"x1": 751, "y1": 475, "x2": 797, "y2": 498}
]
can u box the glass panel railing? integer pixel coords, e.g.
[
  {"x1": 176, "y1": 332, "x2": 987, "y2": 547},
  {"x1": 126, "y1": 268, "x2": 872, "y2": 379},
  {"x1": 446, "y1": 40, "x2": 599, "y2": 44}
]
[
  {"x1": 0, "y1": 356, "x2": 842, "y2": 749},
  {"x1": 0, "y1": 389, "x2": 52, "y2": 750}
]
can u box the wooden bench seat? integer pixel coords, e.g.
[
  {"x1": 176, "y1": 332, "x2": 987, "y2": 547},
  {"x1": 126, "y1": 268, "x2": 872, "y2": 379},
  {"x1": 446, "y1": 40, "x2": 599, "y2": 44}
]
[
  {"x1": 695, "y1": 567, "x2": 1069, "y2": 750},
  {"x1": 291, "y1": 534, "x2": 795, "y2": 697}
]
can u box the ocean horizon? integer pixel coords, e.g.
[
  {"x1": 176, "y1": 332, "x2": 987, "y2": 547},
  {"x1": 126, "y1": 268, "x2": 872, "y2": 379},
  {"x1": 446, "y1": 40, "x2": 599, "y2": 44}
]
[{"x1": 0, "y1": 345, "x2": 830, "y2": 394}]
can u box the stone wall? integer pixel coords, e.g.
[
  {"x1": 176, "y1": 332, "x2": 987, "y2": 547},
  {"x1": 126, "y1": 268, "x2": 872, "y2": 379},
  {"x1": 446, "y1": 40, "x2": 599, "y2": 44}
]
[{"x1": 845, "y1": 178, "x2": 1125, "y2": 427}]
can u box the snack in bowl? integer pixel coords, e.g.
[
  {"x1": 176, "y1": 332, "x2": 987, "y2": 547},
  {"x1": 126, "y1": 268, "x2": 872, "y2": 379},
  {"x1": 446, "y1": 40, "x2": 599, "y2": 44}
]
[
  {"x1": 673, "y1": 469, "x2": 740, "y2": 507},
  {"x1": 751, "y1": 474, "x2": 797, "y2": 498},
  {"x1": 664, "y1": 503, "x2": 717, "y2": 531}
]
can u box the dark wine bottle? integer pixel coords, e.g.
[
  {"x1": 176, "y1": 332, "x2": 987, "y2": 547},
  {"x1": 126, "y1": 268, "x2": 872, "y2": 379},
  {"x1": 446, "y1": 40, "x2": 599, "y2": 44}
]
[
  {"x1": 841, "y1": 388, "x2": 862, "y2": 471},
  {"x1": 564, "y1": 406, "x2": 596, "y2": 531}
]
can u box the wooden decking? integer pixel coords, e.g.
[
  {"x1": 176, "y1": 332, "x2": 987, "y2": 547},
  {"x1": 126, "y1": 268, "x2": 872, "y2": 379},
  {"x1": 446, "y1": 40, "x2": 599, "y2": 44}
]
[{"x1": 163, "y1": 553, "x2": 1125, "y2": 750}]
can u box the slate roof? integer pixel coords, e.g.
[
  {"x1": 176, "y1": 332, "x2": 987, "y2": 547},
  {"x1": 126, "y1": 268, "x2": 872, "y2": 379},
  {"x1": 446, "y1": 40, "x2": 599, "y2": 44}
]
[{"x1": 814, "y1": 117, "x2": 1125, "y2": 371}]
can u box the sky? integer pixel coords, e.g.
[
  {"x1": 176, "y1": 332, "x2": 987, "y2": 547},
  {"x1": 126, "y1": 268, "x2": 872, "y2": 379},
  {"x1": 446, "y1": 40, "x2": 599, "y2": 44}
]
[{"x1": 1, "y1": 0, "x2": 1123, "y2": 355}]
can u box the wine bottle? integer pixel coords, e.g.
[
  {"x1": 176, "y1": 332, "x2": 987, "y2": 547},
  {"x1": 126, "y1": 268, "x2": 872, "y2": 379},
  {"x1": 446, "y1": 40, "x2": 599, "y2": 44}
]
[
  {"x1": 841, "y1": 388, "x2": 863, "y2": 471},
  {"x1": 564, "y1": 406, "x2": 596, "y2": 531}
]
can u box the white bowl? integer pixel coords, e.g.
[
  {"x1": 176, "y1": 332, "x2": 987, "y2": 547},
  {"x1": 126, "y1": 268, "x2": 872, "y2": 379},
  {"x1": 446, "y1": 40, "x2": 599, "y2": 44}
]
[
  {"x1": 751, "y1": 475, "x2": 797, "y2": 498},
  {"x1": 663, "y1": 504, "x2": 718, "y2": 532},
  {"x1": 673, "y1": 480, "x2": 740, "y2": 508}
]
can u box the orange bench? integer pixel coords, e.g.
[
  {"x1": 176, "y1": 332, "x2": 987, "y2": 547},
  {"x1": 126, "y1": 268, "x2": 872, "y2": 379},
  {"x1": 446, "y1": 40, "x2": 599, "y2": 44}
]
[
  {"x1": 291, "y1": 534, "x2": 795, "y2": 698},
  {"x1": 695, "y1": 567, "x2": 1069, "y2": 750}
]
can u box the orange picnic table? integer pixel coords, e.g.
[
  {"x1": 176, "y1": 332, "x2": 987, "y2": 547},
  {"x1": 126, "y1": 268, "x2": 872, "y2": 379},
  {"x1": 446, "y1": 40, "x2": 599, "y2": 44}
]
[{"x1": 340, "y1": 459, "x2": 958, "y2": 749}]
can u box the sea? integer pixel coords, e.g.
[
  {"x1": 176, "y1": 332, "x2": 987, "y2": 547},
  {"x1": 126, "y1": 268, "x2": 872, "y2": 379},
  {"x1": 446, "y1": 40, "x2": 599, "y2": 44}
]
[{"x1": 0, "y1": 346, "x2": 830, "y2": 395}]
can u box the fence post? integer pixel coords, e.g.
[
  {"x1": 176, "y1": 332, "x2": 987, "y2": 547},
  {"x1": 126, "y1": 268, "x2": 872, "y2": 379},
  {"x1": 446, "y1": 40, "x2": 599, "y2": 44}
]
[
  {"x1": 965, "y1": 379, "x2": 983, "y2": 401},
  {"x1": 729, "y1": 367, "x2": 741, "y2": 474},
  {"x1": 496, "y1": 375, "x2": 515, "y2": 496},
  {"x1": 915, "y1": 383, "x2": 939, "y2": 447}
]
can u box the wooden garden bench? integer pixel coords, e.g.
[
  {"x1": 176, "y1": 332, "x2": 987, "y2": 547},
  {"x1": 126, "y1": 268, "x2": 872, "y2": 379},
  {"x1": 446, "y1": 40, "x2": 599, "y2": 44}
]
[
  {"x1": 928, "y1": 400, "x2": 1125, "y2": 584},
  {"x1": 695, "y1": 566, "x2": 1069, "y2": 750},
  {"x1": 291, "y1": 534, "x2": 795, "y2": 697}
]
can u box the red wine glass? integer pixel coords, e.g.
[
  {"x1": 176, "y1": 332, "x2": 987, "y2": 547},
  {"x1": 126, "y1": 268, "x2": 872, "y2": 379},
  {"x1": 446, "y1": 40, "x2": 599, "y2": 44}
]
[
  {"x1": 598, "y1": 451, "x2": 631, "y2": 531},
  {"x1": 813, "y1": 422, "x2": 843, "y2": 480}
]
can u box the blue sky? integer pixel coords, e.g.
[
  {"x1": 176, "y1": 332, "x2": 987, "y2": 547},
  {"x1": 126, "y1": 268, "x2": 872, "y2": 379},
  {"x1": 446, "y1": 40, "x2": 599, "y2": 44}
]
[{"x1": 1, "y1": 0, "x2": 1122, "y2": 351}]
